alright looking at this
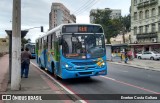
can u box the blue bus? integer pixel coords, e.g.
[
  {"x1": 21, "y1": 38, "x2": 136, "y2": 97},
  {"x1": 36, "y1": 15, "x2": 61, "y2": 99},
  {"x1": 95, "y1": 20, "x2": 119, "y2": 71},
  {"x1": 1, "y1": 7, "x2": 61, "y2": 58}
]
[
  {"x1": 36, "y1": 24, "x2": 107, "y2": 79},
  {"x1": 24, "y1": 43, "x2": 36, "y2": 59}
]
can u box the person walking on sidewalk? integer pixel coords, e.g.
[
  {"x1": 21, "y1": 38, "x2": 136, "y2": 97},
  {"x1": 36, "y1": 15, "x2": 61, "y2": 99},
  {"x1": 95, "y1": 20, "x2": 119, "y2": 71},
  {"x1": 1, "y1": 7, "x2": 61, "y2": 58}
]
[
  {"x1": 124, "y1": 51, "x2": 128, "y2": 64},
  {"x1": 21, "y1": 47, "x2": 31, "y2": 78}
]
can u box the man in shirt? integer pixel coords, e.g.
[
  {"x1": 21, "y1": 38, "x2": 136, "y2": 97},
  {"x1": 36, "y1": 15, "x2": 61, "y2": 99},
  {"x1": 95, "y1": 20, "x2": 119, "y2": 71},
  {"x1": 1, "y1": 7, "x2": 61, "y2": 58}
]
[{"x1": 21, "y1": 47, "x2": 31, "y2": 78}]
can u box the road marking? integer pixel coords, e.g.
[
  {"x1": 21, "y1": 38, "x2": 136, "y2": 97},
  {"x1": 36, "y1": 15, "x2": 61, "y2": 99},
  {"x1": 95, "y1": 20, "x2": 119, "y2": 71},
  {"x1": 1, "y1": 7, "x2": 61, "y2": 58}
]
[
  {"x1": 31, "y1": 62, "x2": 87, "y2": 103},
  {"x1": 101, "y1": 76, "x2": 160, "y2": 94},
  {"x1": 100, "y1": 76, "x2": 116, "y2": 81}
]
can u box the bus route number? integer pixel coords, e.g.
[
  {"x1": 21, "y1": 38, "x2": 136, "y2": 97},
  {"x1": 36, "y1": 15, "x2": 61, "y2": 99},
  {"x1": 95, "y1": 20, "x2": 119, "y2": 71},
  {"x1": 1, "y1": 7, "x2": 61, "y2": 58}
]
[{"x1": 79, "y1": 27, "x2": 87, "y2": 32}]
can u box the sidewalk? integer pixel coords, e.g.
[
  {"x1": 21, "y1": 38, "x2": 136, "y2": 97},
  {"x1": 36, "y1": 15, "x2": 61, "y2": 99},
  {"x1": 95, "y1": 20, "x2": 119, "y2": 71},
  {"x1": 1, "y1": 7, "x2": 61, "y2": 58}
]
[
  {"x1": 110, "y1": 57, "x2": 160, "y2": 71},
  {"x1": 0, "y1": 55, "x2": 81, "y2": 103},
  {"x1": 0, "y1": 54, "x2": 9, "y2": 92}
]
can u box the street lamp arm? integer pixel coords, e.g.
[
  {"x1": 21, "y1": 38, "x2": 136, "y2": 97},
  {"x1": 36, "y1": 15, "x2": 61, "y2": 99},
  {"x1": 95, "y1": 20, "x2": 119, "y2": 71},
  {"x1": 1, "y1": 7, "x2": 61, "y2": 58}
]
[
  {"x1": 24, "y1": 27, "x2": 40, "y2": 30},
  {"x1": 24, "y1": 26, "x2": 43, "y2": 32}
]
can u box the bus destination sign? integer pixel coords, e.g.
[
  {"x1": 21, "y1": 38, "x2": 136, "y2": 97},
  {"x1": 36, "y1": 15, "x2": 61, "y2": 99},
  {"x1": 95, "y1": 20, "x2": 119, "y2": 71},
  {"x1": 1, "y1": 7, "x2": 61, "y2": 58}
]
[{"x1": 62, "y1": 25, "x2": 103, "y2": 33}]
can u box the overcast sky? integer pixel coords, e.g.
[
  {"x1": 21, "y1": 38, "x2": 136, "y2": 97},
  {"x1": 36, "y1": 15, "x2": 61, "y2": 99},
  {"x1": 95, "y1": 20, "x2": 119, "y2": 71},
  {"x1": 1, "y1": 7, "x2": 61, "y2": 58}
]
[{"x1": 0, "y1": 0, "x2": 131, "y2": 42}]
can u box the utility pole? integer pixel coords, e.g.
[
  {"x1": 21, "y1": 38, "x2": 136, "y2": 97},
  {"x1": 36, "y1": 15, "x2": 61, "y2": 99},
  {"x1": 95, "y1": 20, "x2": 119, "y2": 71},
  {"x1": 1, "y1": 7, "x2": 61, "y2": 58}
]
[{"x1": 11, "y1": 0, "x2": 21, "y2": 90}]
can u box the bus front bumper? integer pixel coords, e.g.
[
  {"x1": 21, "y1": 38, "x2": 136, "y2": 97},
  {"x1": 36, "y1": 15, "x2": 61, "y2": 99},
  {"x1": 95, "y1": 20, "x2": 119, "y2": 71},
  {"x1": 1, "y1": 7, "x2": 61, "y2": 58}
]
[{"x1": 61, "y1": 67, "x2": 107, "y2": 79}]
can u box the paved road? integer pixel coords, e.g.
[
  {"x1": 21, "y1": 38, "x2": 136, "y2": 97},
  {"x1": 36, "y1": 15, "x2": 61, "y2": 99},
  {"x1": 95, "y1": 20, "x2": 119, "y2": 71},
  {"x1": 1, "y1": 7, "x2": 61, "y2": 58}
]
[{"x1": 31, "y1": 59, "x2": 160, "y2": 103}]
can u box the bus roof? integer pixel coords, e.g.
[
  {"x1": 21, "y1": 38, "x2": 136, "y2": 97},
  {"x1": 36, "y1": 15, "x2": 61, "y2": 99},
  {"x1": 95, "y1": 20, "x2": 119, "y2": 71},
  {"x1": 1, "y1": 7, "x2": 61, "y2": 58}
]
[{"x1": 36, "y1": 23, "x2": 103, "y2": 41}]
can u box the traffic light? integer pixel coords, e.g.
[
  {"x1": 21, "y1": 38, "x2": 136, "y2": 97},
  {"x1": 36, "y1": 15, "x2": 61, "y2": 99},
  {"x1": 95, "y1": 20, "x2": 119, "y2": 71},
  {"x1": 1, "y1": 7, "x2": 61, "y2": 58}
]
[{"x1": 41, "y1": 26, "x2": 43, "y2": 32}]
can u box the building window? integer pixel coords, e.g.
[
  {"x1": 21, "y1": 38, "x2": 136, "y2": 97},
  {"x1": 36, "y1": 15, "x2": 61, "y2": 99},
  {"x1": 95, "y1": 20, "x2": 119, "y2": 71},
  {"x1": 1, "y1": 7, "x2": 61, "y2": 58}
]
[
  {"x1": 140, "y1": 0, "x2": 143, "y2": 3},
  {"x1": 134, "y1": 27, "x2": 137, "y2": 35},
  {"x1": 152, "y1": 8, "x2": 156, "y2": 16},
  {"x1": 139, "y1": 26, "x2": 143, "y2": 34},
  {"x1": 145, "y1": 25, "x2": 149, "y2": 33},
  {"x1": 158, "y1": 6, "x2": 160, "y2": 15},
  {"x1": 151, "y1": 23, "x2": 156, "y2": 32},
  {"x1": 134, "y1": 0, "x2": 137, "y2": 5},
  {"x1": 134, "y1": 12, "x2": 137, "y2": 20},
  {"x1": 158, "y1": 23, "x2": 160, "y2": 32},
  {"x1": 145, "y1": 10, "x2": 149, "y2": 19},
  {"x1": 139, "y1": 11, "x2": 143, "y2": 19}
]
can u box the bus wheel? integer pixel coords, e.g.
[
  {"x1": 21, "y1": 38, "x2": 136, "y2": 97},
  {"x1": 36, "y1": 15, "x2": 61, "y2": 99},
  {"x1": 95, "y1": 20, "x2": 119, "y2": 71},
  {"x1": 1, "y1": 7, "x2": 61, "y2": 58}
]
[{"x1": 39, "y1": 59, "x2": 44, "y2": 69}]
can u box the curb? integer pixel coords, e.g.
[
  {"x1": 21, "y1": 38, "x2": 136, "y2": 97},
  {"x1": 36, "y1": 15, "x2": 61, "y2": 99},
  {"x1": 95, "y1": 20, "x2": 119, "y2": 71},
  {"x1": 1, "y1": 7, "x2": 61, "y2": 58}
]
[{"x1": 109, "y1": 62, "x2": 160, "y2": 72}]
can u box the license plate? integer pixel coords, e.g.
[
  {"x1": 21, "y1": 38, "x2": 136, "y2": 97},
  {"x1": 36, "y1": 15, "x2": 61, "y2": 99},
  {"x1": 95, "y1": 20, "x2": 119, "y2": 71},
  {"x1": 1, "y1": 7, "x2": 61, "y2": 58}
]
[{"x1": 99, "y1": 71, "x2": 106, "y2": 75}]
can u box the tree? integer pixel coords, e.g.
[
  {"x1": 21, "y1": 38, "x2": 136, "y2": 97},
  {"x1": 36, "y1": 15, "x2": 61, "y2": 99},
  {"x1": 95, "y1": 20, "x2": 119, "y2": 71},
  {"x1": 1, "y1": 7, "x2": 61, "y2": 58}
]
[
  {"x1": 90, "y1": 9, "x2": 123, "y2": 44},
  {"x1": 21, "y1": 38, "x2": 31, "y2": 48},
  {"x1": 120, "y1": 14, "x2": 131, "y2": 32}
]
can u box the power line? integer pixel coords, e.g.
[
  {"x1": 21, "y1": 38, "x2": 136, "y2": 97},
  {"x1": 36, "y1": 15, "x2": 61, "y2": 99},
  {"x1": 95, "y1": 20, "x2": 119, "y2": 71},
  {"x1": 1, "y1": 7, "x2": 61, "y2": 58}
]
[
  {"x1": 75, "y1": 0, "x2": 99, "y2": 16},
  {"x1": 63, "y1": 0, "x2": 85, "y2": 12},
  {"x1": 75, "y1": 0, "x2": 99, "y2": 15},
  {"x1": 73, "y1": 0, "x2": 96, "y2": 14},
  {"x1": 72, "y1": 0, "x2": 94, "y2": 14}
]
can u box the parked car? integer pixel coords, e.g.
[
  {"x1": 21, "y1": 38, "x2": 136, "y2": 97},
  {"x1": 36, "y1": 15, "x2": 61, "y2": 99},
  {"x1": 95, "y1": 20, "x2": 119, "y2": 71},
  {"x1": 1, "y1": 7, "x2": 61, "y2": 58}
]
[{"x1": 136, "y1": 51, "x2": 160, "y2": 60}]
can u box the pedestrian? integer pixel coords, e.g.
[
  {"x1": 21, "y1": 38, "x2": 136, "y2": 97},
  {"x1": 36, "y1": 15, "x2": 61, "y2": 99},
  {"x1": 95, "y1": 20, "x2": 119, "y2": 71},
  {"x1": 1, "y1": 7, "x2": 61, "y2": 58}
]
[
  {"x1": 21, "y1": 48, "x2": 24, "y2": 52},
  {"x1": 21, "y1": 47, "x2": 32, "y2": 78},
  {"x1": 124, "y1": 51, "x2": 128, "y2": 64}
]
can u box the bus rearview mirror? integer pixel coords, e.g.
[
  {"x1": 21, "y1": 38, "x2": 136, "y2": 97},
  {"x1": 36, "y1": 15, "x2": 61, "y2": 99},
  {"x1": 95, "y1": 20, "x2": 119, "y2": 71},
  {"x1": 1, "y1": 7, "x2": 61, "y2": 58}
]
[{"x1": 58, "y1": 37, "x2": 62, "y2": 45}]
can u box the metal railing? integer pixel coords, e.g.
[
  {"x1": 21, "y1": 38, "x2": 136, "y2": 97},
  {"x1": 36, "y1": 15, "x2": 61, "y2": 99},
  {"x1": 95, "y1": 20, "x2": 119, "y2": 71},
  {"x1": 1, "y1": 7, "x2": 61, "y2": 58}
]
[
  {"x1": 136, "y1": 32, "x2": 158, "y2": 39},
  {"x1": 137, "y1": 0, "x2": 158, "y2": 9}
]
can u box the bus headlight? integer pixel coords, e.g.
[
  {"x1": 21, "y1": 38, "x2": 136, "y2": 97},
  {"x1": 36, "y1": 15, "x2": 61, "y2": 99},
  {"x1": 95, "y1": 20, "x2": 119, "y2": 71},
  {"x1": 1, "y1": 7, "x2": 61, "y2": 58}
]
[
  {"x1": 102, "y1": 62, "x2": 105, "y2": 66},
  {"x1": 65, "y1": 64, "x2": 69, "y2": 68},
  {"x1": 64, "y1": 64, "x2": 72, "y2": 70},
  {"x1": 101, "y1": 62, "x2": 106, "y2": 68}
]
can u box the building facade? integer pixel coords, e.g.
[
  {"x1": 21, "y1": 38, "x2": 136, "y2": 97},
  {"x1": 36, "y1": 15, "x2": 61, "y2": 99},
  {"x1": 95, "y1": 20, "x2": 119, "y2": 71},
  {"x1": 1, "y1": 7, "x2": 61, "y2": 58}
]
[
  {"x1": 0, "y1": 38, "x2": 9, "y2": 53},
  {"x1": 131, "y1": 0, "x2": 160, "y2": 43},
  {"x1": 110, "y1": 32, "x2": 131, "y2": 44},
  {"x1": 90, "y1": 8, "x2": 121, "y2": 23},
  {"x1": 49, "y1": 3, "x2": 76, "y2": 30}
]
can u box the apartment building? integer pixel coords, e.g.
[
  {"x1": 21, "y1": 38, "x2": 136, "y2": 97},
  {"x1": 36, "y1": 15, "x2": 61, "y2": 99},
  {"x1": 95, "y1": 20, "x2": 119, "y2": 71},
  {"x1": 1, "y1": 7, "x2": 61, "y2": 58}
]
[
  {"x1": 49, "y1": 3, "x2": 76, "y2": 30},
  {"x1": 131, "y1": 0, "x2": 160, "y2": 43},
  {"x1": 130, "y1": 0, "x2": 160, "y2": 53},
  {"x1": 90, "y1": 8, "x2": 121, "y2": 23}
]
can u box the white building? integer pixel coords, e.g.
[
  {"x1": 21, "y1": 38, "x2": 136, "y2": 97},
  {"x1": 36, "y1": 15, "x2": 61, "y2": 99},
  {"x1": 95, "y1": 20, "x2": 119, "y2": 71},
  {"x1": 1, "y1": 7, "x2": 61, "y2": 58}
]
[
  {"x1": 110, "y1": 32, "x2": 131, "y2": 44},
  {"x1": 90, "y1": 8, "x2": 121, "y2": 23}
]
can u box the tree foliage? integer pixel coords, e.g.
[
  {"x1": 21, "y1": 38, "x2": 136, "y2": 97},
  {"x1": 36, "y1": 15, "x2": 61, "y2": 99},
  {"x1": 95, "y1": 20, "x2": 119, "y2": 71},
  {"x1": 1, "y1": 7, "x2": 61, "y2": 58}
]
[
  {"x1": 90, "y1": 9, "x2": 131, "y2": 44},
  {"x1": 21, "y1": 38, "x2": 31, "y2": 47},
  {"x1": 120, "y1": 14, "x2": 131, "y2": 32}
]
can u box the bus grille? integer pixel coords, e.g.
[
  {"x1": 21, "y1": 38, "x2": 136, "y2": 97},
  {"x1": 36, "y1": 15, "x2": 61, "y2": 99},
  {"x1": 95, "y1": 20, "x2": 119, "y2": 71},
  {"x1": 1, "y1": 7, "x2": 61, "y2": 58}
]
[
  {"x1": 72, "y1": 61, "x2": 97, "y2": 66},
  {"x1": 76, "y1": 66, "x2": 96, "y2": 70},
  {"x1": 79, "y1": 72, "x2": 93, "y2": 75}
]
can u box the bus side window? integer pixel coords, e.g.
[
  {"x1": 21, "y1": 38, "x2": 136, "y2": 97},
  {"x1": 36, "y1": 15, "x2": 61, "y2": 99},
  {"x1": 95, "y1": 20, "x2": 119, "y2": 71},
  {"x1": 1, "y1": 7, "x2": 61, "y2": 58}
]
[
  {"x1": 52, "y1": 33, "x2": 55, "y2": 50},
  {"x1": 48, "y1": 35, "x2": 52, "y2": 50},
  {"x1": 39, "y1": 38, "x2": 42, "y2": 50},
  {"x1": 51, "y1": 35, "x2": 52, "y2": 49},
  {"x1": 36, "y1": 40, "x2": 39, "y2": 50},
  {"x1": 42, "y1": 38, "x2": 44, "y2": 50},
  {"x1": 43, "y1": 36, "x2": 47, "y2": 49}
]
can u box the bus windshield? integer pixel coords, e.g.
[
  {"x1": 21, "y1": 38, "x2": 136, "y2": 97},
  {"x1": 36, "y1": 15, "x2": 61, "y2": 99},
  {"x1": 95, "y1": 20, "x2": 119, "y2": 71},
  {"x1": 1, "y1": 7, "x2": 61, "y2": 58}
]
[{"x1": 62, "y1": 34, "x2": 105, "y2": 59}]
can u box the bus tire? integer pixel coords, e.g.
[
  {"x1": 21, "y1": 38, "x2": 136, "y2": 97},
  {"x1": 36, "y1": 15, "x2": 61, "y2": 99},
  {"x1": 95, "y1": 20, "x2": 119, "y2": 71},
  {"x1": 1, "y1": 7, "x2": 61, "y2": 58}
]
[
  {"x1": 52, "y1": 62, "x2": 59, "y2": 79},
  {"x1": 39, "y1": 59, "x2": 44, "y2": 69}
]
